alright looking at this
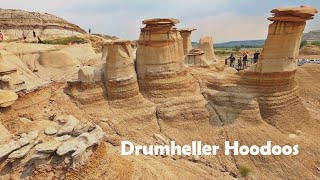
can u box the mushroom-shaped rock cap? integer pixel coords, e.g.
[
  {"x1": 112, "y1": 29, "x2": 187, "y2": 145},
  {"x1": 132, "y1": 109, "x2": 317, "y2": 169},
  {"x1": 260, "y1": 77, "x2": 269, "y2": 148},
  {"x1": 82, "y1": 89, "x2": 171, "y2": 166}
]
[
  {"x1": 178, "y1": 28, "x2": 197, "y2": 33},
  {"x1": 142, "y1": 18, "x2": 180, "y2": 25},
  {"x1": 188, "y1": 49, "x2": 205, "y2": 55},
  {"x1": 268, "y1": 6, "x2": 318, "y2": 22},
  {"x1": 103, "y1": 39, "x2": 132, "y2": 46},
  {"x1": 0, "y1": 90, "x2": 18, "y2": 107}
]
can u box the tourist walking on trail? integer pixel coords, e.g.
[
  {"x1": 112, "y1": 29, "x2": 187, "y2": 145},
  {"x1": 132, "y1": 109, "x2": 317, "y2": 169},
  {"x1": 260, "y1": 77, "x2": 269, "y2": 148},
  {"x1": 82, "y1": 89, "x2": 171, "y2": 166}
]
[
  {"x1": 0, "y1": 31, "x2": 4, "y2": 42},
  {"x1": 229, "y1": 52, "x2": 236, "y2": 67},
  {"x1": 253, "y1": 51, "x2": 260, "y2": 63},
  {"x1": 242, "y1": 52, "x2": 248, "y2": 69}
]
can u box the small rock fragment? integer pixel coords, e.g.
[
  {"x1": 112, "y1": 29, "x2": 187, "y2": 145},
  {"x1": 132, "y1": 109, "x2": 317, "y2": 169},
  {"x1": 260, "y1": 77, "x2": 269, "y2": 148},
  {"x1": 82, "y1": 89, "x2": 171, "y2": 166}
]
[
  {"x1": 45, "y1": 127, "x2": 57, "y2": 135},
  {"x1": 57, "y1": 115, "x2": 80, "y2": 136},
  {"x1": 35, "y1": 140, "x2": 61, "y2": 153}
]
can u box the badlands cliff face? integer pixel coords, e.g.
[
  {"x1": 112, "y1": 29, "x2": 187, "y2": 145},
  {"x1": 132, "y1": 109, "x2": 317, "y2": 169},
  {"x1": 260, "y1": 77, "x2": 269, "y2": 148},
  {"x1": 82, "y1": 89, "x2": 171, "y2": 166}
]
[
  {"x1": 0, "y1": 6, "x2": 320, "y2": 180},
  {"x1": 0, "y1": 9, "x2": 86, "y2": 40}
]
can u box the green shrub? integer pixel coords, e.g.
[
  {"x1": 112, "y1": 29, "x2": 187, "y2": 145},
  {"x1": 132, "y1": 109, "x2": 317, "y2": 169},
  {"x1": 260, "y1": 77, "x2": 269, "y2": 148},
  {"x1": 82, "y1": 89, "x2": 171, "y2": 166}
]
[
  {"x1": 300, "y1": 40, "x2": 308, "y2": 48},
  {"x1": 238, "y1": 165, "x2": 251, "y2": 177}
]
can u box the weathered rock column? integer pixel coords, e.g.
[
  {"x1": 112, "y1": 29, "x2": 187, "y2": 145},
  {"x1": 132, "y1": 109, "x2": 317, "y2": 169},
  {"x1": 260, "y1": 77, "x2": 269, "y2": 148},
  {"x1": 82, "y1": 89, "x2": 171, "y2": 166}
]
[
  {"x1": 104, "y1": 39, "x2": 139, "y2": 100},
  {"x1": 136, "y1": 18, "x2": 198, "y2": 98},
  {"x1": 178, "y1": 28, "x2": 196, "y2": 55},
  {"x1": 199, "y1": 36, "x2": 218, "y2": 63},
  {"x1": 249, "y1": 6, "x2": 318, "y2": 73},
  {"x1": 242, "y1": 6, "x2": 318, "y2": 126}
]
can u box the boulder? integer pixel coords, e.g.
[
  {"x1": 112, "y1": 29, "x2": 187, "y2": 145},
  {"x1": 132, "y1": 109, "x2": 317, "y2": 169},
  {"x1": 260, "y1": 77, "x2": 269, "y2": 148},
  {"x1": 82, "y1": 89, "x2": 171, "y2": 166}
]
[{"x1": 0, "y1": 90, "x2": 18, "y2": 107}]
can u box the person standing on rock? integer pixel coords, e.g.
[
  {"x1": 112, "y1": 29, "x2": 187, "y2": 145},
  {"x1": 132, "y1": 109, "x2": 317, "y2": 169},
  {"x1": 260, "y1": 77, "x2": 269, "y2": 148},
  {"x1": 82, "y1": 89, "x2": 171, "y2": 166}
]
[
  {"x1": 33, "y1": 30, "x2": 36, "y2": 38},
  {"x1": 253, "y1": 51, "x2": 260, "y2": 63},
  {"x1": 0, "y1": 31, "x2": 4, "y2": 42},
  {"x1": 242, "y1": 52, "x2": 248, "y2": 69},
  {"x1": 229, "y1": 52, "x2": 236, "y2": 67}
]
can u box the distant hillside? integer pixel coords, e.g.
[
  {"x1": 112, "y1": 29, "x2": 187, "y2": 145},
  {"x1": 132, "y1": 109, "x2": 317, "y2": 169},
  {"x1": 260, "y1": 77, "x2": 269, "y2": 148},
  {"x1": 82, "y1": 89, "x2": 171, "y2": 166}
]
[
  {"x1": 302, "y1": 30, "x2": 320, "y2": 41},
  {"x1": 214, "y1": 40, "x2": 265, "y2": 47}
]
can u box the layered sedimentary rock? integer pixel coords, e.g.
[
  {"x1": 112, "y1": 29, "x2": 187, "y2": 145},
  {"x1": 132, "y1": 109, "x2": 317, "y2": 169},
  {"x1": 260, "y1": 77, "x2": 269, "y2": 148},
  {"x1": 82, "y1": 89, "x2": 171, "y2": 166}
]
[
  {"x1": 104, "y1": 39, "x2": 139, "y2": 100},
  {"x1": 136, "y1": 18, "x2": 199, "y2": 98},
  {"x1": 242, "y1": 6, "x2": 318, "y2": 126},
  {"x1": 199, "y1": 36, "x2": 218, "y2": 63},
  {"x1": 0, "y1": 53, "x2": 26, "y2": 92},
  {"x1": 185, "y1": 49, "x2": 210, "y2": 66},
  {"x1": 0, "y1": 90, "x2": 18, "y2": 107},
  {"x1": 0, "y1": 9, "x2": 86, "y2": 40},
  {"x1": 178, "y1": 28, "x2": 196, "y2": 55}
]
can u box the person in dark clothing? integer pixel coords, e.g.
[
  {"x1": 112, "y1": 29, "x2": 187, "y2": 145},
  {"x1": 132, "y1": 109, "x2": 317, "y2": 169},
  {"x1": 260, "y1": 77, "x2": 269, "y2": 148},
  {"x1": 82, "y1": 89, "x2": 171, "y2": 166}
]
[
  {"x1": 229, "y1": 52, "x2": 236, "y2": 67},
  {"x1": 89, "y1": 28, "x2": 91, "y2": 34},
  {"x1": 33, "y1": 30, "x2": 36, "y2": 38},
  {"x1": 242, "y1": 52, "x2": 248, "y2": 69},
  {"x1": 253, "y1": 51, "x2": 260, "y2": 63}
]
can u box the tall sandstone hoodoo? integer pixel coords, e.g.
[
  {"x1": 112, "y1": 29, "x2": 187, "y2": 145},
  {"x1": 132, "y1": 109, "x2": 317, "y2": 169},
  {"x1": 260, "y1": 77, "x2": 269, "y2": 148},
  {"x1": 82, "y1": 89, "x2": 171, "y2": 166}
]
[
  {"x1": 0, "y1": 9, "x2": 85, "y2": 40},
  {"x1": 243, "y1": 6, "x2": 318, "y2": 127},
  {"x1": 178, "y1": 28, "x2": 196, "y2": 55},
  {"x1": 104, "y1": 39, "x2": 140, "y2": 100},
  {"x1": 136, "y1": 18, "x2": 198, "y2": 98},
  {"x1": 199, "y1": 36, "x2": 218, "y2": 63}
]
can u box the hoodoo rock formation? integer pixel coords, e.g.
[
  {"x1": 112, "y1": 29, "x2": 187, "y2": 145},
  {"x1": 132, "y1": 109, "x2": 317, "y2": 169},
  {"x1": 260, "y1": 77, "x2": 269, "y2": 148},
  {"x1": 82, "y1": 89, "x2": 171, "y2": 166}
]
[
  {"x1": 178, "y1": 28, "x2": 196, "y2": 55},
  {"x1": 199, "y1": 36, "x2": 218, "y2": 63},
  {"x1": 185, "y1": 49, "x2": 210, "y2": 66},
  {"x1": 136, "y1": 18, "x2": 198, "y2": 99},
  {"x1": 0, "y1": 9, "x2": 86, "y2": 40},
  {"x1": 1, "y1": 6, "x2": 320, "y2": 180},
  {"x1": 104, "y1": 39, "x2": 140, "y2": 100},
  {"x1": 243, "y1": 6, "x2": 318, "y2": 127}
]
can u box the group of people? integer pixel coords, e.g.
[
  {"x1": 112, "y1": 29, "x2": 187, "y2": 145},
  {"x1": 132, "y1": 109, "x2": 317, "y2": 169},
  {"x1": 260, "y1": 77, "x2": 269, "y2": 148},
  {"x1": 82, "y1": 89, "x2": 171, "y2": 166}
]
[{"x1": 227, "y1": 51, "x2": 260, "y2": 70}]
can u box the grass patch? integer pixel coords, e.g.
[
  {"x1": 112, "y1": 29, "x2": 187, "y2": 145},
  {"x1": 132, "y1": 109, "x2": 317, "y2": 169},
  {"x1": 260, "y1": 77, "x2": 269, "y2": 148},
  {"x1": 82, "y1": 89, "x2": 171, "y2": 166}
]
[
  {"x1": 41, "y1": 36, "x2": 88, "y2": 45},
  {"x1": 238, "y1": 165, "x2": 251, "y2": 177}
]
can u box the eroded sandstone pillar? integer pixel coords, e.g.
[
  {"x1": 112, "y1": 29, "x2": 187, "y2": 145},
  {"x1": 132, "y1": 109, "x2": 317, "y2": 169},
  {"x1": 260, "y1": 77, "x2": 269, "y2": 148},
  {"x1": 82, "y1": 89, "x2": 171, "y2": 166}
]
[
  {"x1": 242, "y1": 6, "x2": 318, "y2": 126},
  {"x1": 136, "y1": 18, "x2": 186, "y2": 79},
  {"x1": 136, "y1": 18, "x2": 198, "y2": 98},
  {"x1": 249, "y1": 6, "x2": 318, "y2": 73},
  {"x1": 199, "y1": 36, "x2": 218, "y2": 63},
  {"x1": 178, "y1": 28, "x2": 196, "y2": 55},
  {"x1": 104, "y1": 40, "x2": 139, "y2": 100}
]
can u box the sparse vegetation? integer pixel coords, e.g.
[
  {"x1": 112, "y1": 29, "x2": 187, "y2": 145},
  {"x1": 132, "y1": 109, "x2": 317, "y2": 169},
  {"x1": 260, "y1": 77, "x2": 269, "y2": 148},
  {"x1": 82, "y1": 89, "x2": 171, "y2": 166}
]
[
  {"x1": 41, "y1": 36, "x2": 89, "y2": 45},
  {"x1": 310, "y1": 41, "x2": 320, "y2": 46},
  {"x1": 238, "y1": 165, "x2": 251, "y2": 177},
  {"x1": 300, "y1": 40, "x2": 308, "y2": 48}
]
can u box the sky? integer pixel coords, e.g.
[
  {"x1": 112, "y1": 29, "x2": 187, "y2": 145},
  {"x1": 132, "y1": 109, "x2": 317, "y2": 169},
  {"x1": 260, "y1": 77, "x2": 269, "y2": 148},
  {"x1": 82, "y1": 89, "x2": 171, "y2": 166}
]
[{"x1": 1, "y1": 0, "x2": 320, "y2": 43}]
